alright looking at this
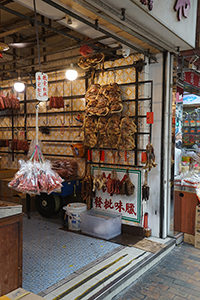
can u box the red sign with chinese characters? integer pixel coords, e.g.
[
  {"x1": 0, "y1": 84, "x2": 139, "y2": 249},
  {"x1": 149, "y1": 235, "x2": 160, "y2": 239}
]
[
  {"x1": 147, "y1": 112, "x2": 154, "y2": 124},
  {"x1": 174, "y1": 0, "x2": 191, "y2": 21},
  {"x1": 92, "y1": 167, "x2": 141, "y2": 223},
  {"x1": 36, "y1": 72, "x2": 48, "y2": 101},
  {"x1": 183, "y1": 71, "x2": 200, "y2": 88}
]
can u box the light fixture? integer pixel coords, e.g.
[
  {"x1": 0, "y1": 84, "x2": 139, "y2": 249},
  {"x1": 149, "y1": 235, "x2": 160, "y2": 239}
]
[
  {"x1": 65, "y1": 63, "x2": 78, "y2": 81},
  {"x1": 14, "y1": 77, "x2": 25, "y2": 93}
]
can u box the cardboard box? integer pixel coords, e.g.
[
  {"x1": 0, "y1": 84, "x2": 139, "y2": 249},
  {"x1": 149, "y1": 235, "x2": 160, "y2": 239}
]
[
  {"x1": 0, "y1": 169, "x2": 17, "y2": 180},
  {"x1": 195, "y1": 226, "x2": 200, "y2": 249},
  {"x1": 5, "y1": 287, "x2": 46, "y2": 300},
  {"x1": 1, "y1": 195, "x2": 36, "y2": 213},
  {"x1": 0, "y1": 178, "x2": 17, "y2": 198},
  {"x1": 184, "y1": 233, "x2": 195, "y2": 245},
  {"x1": 195, "y1": 205, "x2": 200, "y2": 227}
]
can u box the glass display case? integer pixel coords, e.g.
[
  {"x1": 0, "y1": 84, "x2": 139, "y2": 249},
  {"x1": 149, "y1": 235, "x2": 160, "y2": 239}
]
[{"x1": 182, "y1": 106, "x2": 200, "y2": 149}]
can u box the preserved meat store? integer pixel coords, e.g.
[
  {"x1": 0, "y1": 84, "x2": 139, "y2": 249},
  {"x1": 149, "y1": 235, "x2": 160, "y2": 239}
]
[{"x1": 0, "y1": 0, "x2": 198, "y2": 297}]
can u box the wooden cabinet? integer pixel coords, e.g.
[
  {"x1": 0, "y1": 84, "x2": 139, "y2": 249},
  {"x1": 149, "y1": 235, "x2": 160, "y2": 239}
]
[
  {"x1": 0, "y1": 213, "x2": 23, "y2": 296},
  {"x1": 174, "y1": 191, "x2": 198, "y2": 235}
]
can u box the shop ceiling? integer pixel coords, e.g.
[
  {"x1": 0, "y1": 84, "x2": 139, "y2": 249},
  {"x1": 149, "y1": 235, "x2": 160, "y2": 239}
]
[{"x1": 0, "y1": 0, "x2": 194, "y2": 81}]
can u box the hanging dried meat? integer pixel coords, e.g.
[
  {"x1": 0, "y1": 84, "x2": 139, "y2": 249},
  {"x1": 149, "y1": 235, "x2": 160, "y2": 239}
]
[
  {"x1": 85, "y1": 84, "x2": 100, "y2": 116},
  {"x1": 84, "y1": 116, "x2": 97, "y2": 132},
  {"x1": 104, "y1": 83, "x2": 123, "y2": 114},
  {"x1": 118, "y1": 135, "x2": 135, "y2": 150},
  {"x1": 81, "y1": 165, "x2": 95, "y2": 209},
  {"x1": 0, "y1": 90, "x2": 20, "y2": 111},
  {"x1": 105, "y1": 170, "x2": 120, "y2": 196},
  {"x1": 85, "y1": 84, "x2": 101, "y2": 101},
  {"x1": 84, "y1": 133, "x2": 97, "y2": 148},
  {"x1": 107, "y1": 115, "x2": 121, "y2": 136},
  {"x1": 0, "y1": 96, "x2": 5, "y2": 110},
  {"x1": 107, "y1": 115, "x2": 121, "y2": 148},
  {"x1": 49, "y1": 96, "x2": 64, "y2": 109},
  {"x1": 85, "y1": 100, "x2": 98, "y2": 115},
  {"x1": 110, "y1": 102, "x2": 123, "y2": 114},
  {"x1": 120, "y1": 170, "x2": 135, "y2": 196},
  {"x1": 11, "y1": 139, "x2": 29, "y2": 151},
  {"x1": 92, "y1": 168, "x2": 106, "y2": 192},
  {"x1": 79, "y1": 44, "x2": 94, "y2": 57},
  {"x1": 106, "y1": 172, "x2": 115, "y2": 195},
  {"x1": 78, "y1": 53, "x2": 105, "y2": 70},
  {"x1": 10, "y1": 93, "x2": 20, "y2": 110},
  {"x1": 95, "y1": 94, "x2": 109, "y2": 117},
  {"x1": 85, "y1": 83, "x2": 124, "y2": 117},
  {"x1": 97, "y1": 117, "x2": 110, "y2": 147},
  {"x1": 143, "y1": 143, "x2": 157, "y2": 172},
  {"x1": 52, "y1": 160, "x2": 78, "y2": 179},
  {"x1": 0, "y1": 139, "x2": 9, "y2": 147},
  {"x1": 120, "y1": 117, "x2": 137, "y2": 136},
  {"x1": 117, "y1": 117, "x2": 137, "y2": 150},
  {"x1": 103, "y1": 83, "x2": 122, "y2": 98},
  {"x1": 84, "y1": 116, "x2": 98, "y2": 148}
]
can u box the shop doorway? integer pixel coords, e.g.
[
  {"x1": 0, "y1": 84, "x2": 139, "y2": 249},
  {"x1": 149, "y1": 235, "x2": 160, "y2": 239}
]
[{"x1": 171, "y1": 81, "x2": 200, "y2": 237}]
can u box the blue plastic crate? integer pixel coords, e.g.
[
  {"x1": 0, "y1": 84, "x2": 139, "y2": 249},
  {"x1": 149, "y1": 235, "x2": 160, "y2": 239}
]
[{"x1": 53, "y1": 179, "x2": 82, "y2": 197}]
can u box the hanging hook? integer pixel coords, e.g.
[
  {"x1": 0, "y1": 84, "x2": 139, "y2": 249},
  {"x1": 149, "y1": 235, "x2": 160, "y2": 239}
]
[
  {"x1": 43, "y1": 102, "x2": 48, "y2": 125},
  {"x1": 95, "y1": 19, "x2": 99, "y2": 30},
  {"x1": 120, "y1": 8, "x2": 126, "y2": 21}
]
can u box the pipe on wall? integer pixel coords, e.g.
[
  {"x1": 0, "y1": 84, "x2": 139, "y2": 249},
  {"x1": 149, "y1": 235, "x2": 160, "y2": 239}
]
[{"x1": 160, "y1": 51, "x2": 167, "y2": 238}]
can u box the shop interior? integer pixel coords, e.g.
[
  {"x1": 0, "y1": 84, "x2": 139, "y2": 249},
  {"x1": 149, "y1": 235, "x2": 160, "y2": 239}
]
[{"x1": 173, "y1": 78, "x2": 200, "y2": 241}]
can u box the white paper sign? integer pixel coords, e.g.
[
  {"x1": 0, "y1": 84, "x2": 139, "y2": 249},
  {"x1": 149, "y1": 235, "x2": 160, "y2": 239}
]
[
  {"x1": 92, "y1": 167, "x2": 141, "y2": 223},
  {"x1": 35, "y1": 72, "x2": 48, "y2": 101}
]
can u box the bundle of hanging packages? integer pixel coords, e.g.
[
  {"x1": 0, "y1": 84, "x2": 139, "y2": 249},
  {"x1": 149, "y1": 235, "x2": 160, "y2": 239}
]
[{"x1": 8, "y1": 144, "x2": 63, "y2": 195}]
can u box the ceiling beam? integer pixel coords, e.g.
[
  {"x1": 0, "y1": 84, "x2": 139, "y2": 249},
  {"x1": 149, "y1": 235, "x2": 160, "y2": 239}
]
[
  {"x1": 0, "y1": 3, "x2": 83, "y2": 43},
  {"x1": 0, "y1": 3, "x2": 111, "y2": 54},
  {"x1": 0, "y1": 24, "x2": 31, "y2": 39},
  {"x1": 41, "y1": 0, "x2": 157, "y2": 61}
]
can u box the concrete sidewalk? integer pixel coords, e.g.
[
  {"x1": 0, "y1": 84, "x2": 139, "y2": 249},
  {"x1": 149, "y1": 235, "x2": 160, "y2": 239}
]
[{"x1": 112, "y1": 242, "x2": 200, "y2": 300}]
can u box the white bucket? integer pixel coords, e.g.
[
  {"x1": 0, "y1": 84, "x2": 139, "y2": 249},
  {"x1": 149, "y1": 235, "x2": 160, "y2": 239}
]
[{"x1": 63, "y1": 203, "x2": 87, "y2": 231}]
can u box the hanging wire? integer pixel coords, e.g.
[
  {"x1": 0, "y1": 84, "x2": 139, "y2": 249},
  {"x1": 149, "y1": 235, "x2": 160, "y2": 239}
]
[{"x1": 33, "y1": 0, "x2": 42, "y2": 72}]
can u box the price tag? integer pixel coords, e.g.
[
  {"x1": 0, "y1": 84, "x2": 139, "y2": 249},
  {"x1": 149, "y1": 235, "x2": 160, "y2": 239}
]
[{"x1": 36, "y1": 72, "x2": 48, "y2": 101}]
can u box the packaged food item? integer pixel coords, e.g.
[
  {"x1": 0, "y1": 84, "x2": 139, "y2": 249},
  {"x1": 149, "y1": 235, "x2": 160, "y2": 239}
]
[{"x1": 8, "y1": 145, "x2": 63, "y2": 195}]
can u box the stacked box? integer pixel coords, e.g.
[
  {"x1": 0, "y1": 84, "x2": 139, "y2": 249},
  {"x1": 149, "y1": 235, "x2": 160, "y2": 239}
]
[
  {"x1": 0, "y1": 177, "x2": 17, "y2": 198},
  {"x1": 0, "y1": 177, "x2": 36, "y2": 213},
  {"x1": 195, "y1": 205, "x2": 200, "y2": 249},
  {"x1": 184, "y1": 233, "x2": 195, "y2": 245}
]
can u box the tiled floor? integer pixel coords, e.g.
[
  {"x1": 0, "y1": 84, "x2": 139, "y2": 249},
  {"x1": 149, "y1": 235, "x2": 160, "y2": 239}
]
[
  {"x1": 22, "y1": 212, "x2": 175, "y2": 299},
  {"x1": 22, "y1": 212, "x2": 121, "y2": 295}
]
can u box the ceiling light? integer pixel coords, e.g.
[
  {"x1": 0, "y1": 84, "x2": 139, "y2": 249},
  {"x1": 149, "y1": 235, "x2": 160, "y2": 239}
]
[
  {"x1": 65, "y1": 63, "x2": 78, "y2": 81},
  {"x1": 14, "y1": 77, "x2": 25, "y2": 93}
]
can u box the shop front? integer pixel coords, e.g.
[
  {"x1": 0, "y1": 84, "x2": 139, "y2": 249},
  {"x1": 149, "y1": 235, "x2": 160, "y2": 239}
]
[{"x1": 0, "y1": 0, "x2": 198, "y2": 296}]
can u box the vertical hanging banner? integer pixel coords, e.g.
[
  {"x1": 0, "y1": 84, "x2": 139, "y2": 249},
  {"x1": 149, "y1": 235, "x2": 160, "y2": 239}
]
[{"x1": 36, "y1": 72, "x2": 48, "y2": 101}]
